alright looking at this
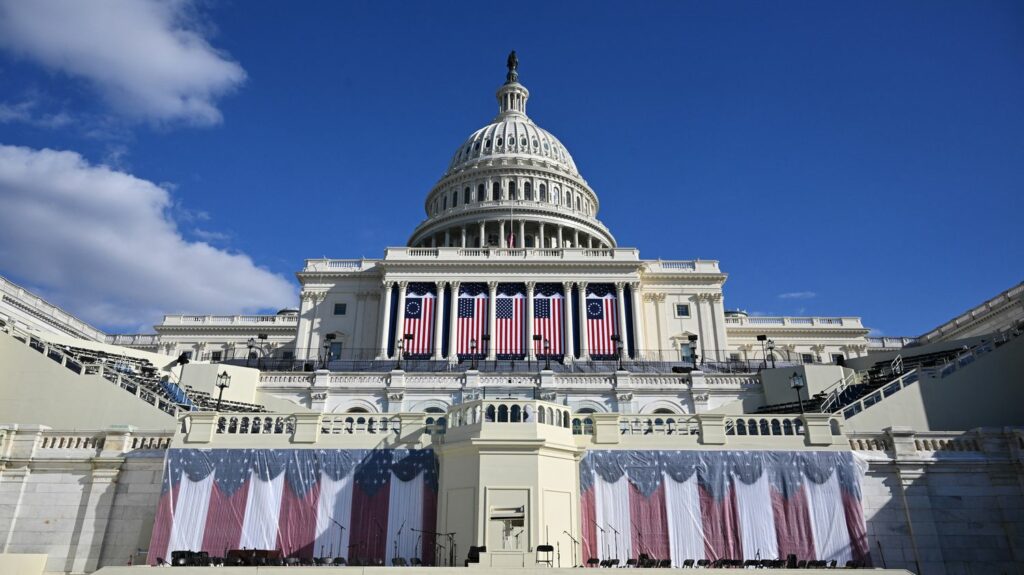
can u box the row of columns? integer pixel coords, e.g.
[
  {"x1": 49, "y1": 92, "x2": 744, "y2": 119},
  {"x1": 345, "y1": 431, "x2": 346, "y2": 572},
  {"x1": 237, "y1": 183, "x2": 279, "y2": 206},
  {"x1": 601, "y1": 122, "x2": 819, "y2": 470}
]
[
  {"x1": 377, "y1": 280, "x2": 643, "y2": 362},
  {"x1": 420, "y1": 220, "x2": 608, "y2": 250}
]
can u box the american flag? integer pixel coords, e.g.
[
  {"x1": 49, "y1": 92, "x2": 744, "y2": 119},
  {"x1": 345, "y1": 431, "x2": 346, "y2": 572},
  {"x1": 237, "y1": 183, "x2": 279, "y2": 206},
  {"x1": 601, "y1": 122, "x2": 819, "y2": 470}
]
[
  {"x1": 402, "y1": 283, "x2": 436, "y2": 358},
  {"x1": 586, "y1": 284, "x2": 619, "y2": 358},
  {"x1": 533, "y1": 283, "x2": 563, "y2": 357},
  {"x1": 149, "y1": 448, "x2": 438, "y2": 565},
  {"x1": 495, "y1": 283, "x2": 525, "y2": 358},
  {"x1": 457, "y1": 283, "x2": 488, "y2": 357}
]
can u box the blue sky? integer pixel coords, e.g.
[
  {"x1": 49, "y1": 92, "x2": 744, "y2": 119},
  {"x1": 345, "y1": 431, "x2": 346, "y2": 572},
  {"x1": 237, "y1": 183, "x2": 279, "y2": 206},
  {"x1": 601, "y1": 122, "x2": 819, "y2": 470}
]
[{"x1": 0, "y1": 0, "x2": 1021, "y2": 335}]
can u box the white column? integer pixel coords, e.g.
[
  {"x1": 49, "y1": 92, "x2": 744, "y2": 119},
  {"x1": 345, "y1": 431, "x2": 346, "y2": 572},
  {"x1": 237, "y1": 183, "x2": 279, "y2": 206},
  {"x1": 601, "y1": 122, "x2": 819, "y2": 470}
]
[
  {"x1": 500, "y1": 220, "x2": 507, "y2": 248},
  {"x1": 487, "y1": 281, "x2": 498, "y2": 360},
  {"x1": 539, "y1": 222, "x2": 546, "y2": 248},
  {"x1": 562, "y1": 281, "x2": 575, "y2": 361},
  {"x1": 615, "y1": 282, "x2": 629, "y2": 360},
  {"x1": 433, "y1": 281, "x2": 445, "y2": 360},
  {"x1": 444, "y1": 229, "x2": 450, "y2": 247},
  {"x1": 577, "y1": 282, "x2": 590, "y2": 360},
  {"x1": 479, "y1": 222, "x2": 486, "y2": 247},
  {"x1": 557, "y1": 225, "x2": 563, "y2": 248},
  {"x1": 587, "y1": 235, "x2": 594, "y2": 248},
  {"x1": 379, "y1": 282, "x2": 394, "y2": 359},
  {"x1": 448, "y1": 281, "x2": 461, "y2": 363},
  {"x1": 461, "y1": 227, "x2": 467, "y2": 248},
  {"x1": 525, "y1": 281, "x2": 536, "y2": 360},
  {"x1": 573, "y1": 228, "x2": 580, "y2": 247},
  {"x1": 518, "y1": 219, "x2": 526, "y2": 248},
  {"x1": 395, "y1": 281, "x2": 408, "y2": 346},
  {"x1": 630, "y1": 282, "x2": 645, "y2": 358}
]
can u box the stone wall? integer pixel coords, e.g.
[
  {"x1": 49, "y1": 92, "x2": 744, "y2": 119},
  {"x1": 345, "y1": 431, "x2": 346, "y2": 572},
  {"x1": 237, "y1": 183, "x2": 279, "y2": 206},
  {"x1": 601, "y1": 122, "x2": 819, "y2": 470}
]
[
  {"x1": 0, "y1": 425, "x2": 169, "y2": 573},
  {"x1": 854, "y1": 427, "x2": 1024, "y2": 575}
]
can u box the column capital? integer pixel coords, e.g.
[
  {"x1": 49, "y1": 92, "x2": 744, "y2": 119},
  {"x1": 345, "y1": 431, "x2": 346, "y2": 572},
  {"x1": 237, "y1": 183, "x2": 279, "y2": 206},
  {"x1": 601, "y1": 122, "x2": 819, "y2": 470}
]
[
  {"x1": 629, "y1": 281, "x2": 641, "y2": 291},
  {"x1": 435, "y1": 280, "x2": 445, "y2": 289},
  {"x1": 450, "y1": 280, "x2": 461, "y2": 291},
  {"x1": 578, "y1": 281, "x2": 589, "y2": 292},
  {"x1": 381, "y1": 280, "x2": 395, "y2": 290},
  {"x1": 397, "y1": 280, "x2": 409, "y2": 290},
  {"x1": 487, "y1": 281, "x2": 499, "y2": 292},
  {"x1": 524, "y1": 281, "x2": 536, "y2": 292},
  {"x1": 615, "y1": 281, "x2": 627, "y2": 292},
  {"x1": 562, "y1": 280, "x2": 574, "y2": 290}
]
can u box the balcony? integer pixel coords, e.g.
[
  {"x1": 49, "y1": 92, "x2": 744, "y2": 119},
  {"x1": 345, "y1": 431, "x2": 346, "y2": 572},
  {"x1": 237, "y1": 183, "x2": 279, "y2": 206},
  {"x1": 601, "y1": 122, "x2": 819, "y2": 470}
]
[
  {"x1": 724, "y1": 316, "x2": 864, "y2": 329},
  {"x1": 382, "y1": 246, "x2": 640, "y2": 262}
]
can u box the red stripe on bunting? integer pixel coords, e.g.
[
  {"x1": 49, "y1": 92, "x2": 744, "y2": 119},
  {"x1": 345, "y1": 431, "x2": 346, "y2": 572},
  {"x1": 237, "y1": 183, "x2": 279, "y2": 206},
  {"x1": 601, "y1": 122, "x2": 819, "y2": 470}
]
[
  {"x1": 200, "y1": 482, "x2": 250, "y2": 559},
  {"x1": 629, "y1": 481, "x2": 670, "y2": 561},
  {"x1": 278, "y1": 483, "x2": 321, "y2": 558}
]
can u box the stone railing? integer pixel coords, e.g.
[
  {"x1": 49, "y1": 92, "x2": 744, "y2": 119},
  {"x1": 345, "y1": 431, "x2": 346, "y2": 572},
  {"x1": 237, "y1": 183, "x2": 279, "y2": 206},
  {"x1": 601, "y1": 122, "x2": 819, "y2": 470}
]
[
  {"x1": 644, "y1": 260, "x2": 722, "y2": 273},
  {"x1": 570, "y1": 412, "x2": 846, "y2": 449},
  {"x1": 179, "y1": 412, "x2": 433, "y2": 447},
  {"x1": 447, "y1": 398, "x2": 572, "y2": 430},
  {"x1": 0, "y1": 425, "x2": 173, "y2": 459},
  {"x1": 724, "y1": 316, "x2": 864, "y2": 329},
  {"x1": 848, "y1": 428, "x2": 994, "y2": 460},
  {"x1": 0, "y1": 275, "x2": 106, "y2": 342},
  {"x1": 159, "y1": 314, "x2": 298, "y2": 327},
  {"x1": 919, "y1": 281, "x2": 1024, "y2": 343},
  {"x1": 302, "y1": 258, "x2": 378, "y2": 273},
  {"x1": 104, "y1": 333, "x2": 159, "y2": 346},
  {"x1": 867, "y1": 336, "x2": 918, "y2": 349},
  {"x1": 381, "y1": 246, "x2": 641, "y2": 262}
]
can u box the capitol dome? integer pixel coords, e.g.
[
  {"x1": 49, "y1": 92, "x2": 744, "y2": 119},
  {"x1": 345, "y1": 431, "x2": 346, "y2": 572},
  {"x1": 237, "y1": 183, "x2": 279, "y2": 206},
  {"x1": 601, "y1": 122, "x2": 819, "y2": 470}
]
[{"x1": 408, "y1": 53, "x2": 616, "y2": 250}]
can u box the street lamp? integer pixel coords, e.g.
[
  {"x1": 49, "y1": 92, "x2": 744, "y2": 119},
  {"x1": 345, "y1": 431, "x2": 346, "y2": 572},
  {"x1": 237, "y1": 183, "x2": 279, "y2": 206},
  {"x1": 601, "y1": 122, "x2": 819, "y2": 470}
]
[
  {"x1": 790, "y1": 371, "x2": 806, "y2": 416},
  {"x1": 322, "y1": 333, "x2": 336, "y2": 369},
  {"x1": 215, "y1": 371, "x2": 231, "y2": 412},
  {"x1": 766, "y1": 338, "x2": 776, "y2": 369},
  {"x1": 246, "y1": 337, "x2": 256, "y2": 367},
  {"x1": 543, "y1": 339, "x2": 551, "y2": 371},
  {"x1": 395, "y1": 333, "x2": 413, "y2": 370},
  {"x1": 756, "y1": 334, "x2": 768, "y2": 369},
  {"x1": 687, "y1": 334, "x2": 699, "y2": 366},
  {"x1": 469, "y1": 338, "x2": 478, "y2": 370},
  {"x1": 395, "y1": 338, "x2": 404, "y2": 370}
]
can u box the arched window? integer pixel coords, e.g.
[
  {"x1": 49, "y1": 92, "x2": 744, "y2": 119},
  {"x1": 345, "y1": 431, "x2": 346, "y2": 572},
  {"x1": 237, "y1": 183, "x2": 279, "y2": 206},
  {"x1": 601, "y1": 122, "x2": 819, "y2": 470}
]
[
  {"x1": 477, "y1": 183, "x2": 485, "y2": 202},
  {"x1": 498, "y1": 405, "x2": 509, "y2": 422},
  {"x1": 575, "y1": 196, "x2": 581, "y2": 210},
  {"x1": 485, "y1": 405, "x2": 496, "y2": 422},
  {"x1": 442, "y1": 196, "x2": 447, "y2": 210},
  {"x1": 511, "y1": 405, "x2": 522, "y2": 422},
  {"x1": 553, "y1": 188, "x2": 559, "y2": 204},
  {"x1": 539, "y1": 184, "x2": 547, "y2": 202},
  {"x1": 346, "y1": 407, "x2": 369, "y2": 413},
  {"x1": 565, "y1": 193, "x2": 571, "y2": 206},
  {"x1": 474, "y1": 141, "x2": 480, "y2": 151},
  {"x1": 453, "y1": 191, "x2": 459, "y2": 207},
  {"x1": 524, "y1": 181, "x2": 533, "y2": 200},
  {"x1": 496, "y1": 136, "x2": 503, "y2": 147},
  {"x1": 508, "y1": 181, "x2": 517, "y2": 199},
  {"x1": 653, "y1": 408, "x2": 675, "y2": 414},
  {"x1": 492, "y1": 182, "x2": 500, "y2": 201},
  {"x1": 520, "y1": 137, "x2": 528, "y2": 147},
  {"x1": 485, "y1": 138, "x2": 491, "y2": 149},
  {"x1": 464, "y1": 187, "x2": 471, "y2": 204}
]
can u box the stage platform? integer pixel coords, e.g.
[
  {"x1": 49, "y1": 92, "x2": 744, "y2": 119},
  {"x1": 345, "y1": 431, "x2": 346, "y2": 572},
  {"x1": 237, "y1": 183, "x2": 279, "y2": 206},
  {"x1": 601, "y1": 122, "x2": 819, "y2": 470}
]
[{"x1": 95, "y1": 567, "x2": 914, "y2": 574}]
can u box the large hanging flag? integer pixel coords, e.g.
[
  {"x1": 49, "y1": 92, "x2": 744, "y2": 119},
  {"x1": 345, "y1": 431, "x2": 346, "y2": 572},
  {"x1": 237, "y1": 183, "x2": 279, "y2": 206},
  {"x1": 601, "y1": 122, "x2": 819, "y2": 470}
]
[
  {"x1": 586, "y1": 284, "x2": 618, "y2": 358},
  {"x1": 578, "y1": 450, "x2": 869, "y2": 566},
  {"x1": 495, "y1": 283, "x2": 525, "y2": 358},
  {"x1": 457, "y1": 283, "x2": 488, "y2": 357},
  {"x1": 149, "y1": 448, "x2": 438, "y2": 565},
  {"x1": 402, "y1": 283, "x2": 436, "y2": 358},
  {"x1": 533, "y1": 283, "x2": 564, "y2": 357}
]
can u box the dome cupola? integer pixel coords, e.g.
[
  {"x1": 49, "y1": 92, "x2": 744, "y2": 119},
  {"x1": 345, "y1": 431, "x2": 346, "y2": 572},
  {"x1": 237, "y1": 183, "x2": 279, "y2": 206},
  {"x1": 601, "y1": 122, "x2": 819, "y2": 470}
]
[{"x1": 408, "y1": 53, "x2": 615, "y2": 250}]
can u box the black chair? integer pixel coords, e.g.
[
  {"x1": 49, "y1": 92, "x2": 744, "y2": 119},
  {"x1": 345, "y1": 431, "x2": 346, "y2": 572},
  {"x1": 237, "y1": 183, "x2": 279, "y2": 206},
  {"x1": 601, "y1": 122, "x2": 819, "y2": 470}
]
[
  {"x1": 696, "y1": 559, "x2": 710, "y2": 567},
  {"x1": 536, "y1": 544, "x2": 555, "y2": 567},
  {"x1": 657, "y1": 559, "x2": 671, "y2": 568},
  {"x1": 392, "y1": 557, "x2": 408, "y2": 566},
  {"x1": 333, "y1": 557, "x2": 347, "y2": 566},
  {"x1": 828, "y1": 559, "x2": 837, "y2": 568},
  {"x1": 796, "y1": 559, "x2": 808, "y2": 568},
  {"x1": 410, "y1": 557, "x2": 422, "y2": 566},
  {"x1": 682, "y1": 559, "x2": 695, "y2": 568},
  {"x1": 608, "y1": 558, "x2": 620, "y2": 568},
  {"x1": 587, "y1": 557, "x2": 601, "y2": 568}
]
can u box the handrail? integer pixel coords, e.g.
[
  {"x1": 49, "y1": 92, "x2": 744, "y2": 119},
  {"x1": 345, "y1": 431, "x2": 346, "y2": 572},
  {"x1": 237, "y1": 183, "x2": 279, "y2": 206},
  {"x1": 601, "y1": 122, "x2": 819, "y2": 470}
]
[{"x1": 818, "y1": 370, "x2": 859, "y2": 414}]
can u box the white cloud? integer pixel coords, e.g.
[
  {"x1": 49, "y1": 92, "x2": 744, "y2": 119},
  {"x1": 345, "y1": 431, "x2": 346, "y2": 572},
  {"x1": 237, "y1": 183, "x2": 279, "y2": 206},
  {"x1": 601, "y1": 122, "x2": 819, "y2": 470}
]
[
  {"x1": 0, "y1": 100, "x2": 73, "y2": 129},
  {"x1": 0, "y1": 144, "x2": 295, "y2": 329},
  {"x1": 0, "y1": 0, "x2": 246, "y2": 126},
  {"x1": 778, "y1": 291, "x2": 817, "y2": 300}
]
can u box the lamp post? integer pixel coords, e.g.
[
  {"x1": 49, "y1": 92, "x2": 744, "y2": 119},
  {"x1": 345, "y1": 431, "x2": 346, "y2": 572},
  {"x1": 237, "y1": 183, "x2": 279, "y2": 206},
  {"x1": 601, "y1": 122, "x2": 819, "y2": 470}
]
[
  {"x1": 687, "y1": 334, "x2": 699, "y2": 366},
  {"x1": 532, "y1": 334, "x2": 542, "y2": 368},
  {"x1": 766, "y1": 338, "x2": 776, "y2": 369},
  {"x1": 482, "y1": 334, "x2": 490, "y2": 367},
  {"x1": 246, "y1": 337, "x2": 256, "y2": 367},
  {"x1": 395, "y1": 333, "x2": 414, "y2": 370},
  {"x1": 756, "y1": 334, "x2": 768, "y2": 369},
  {"x1": 790, "y1": 371, "x2": 806, "y2": 416},
  {"x1": 215, "y1": 371, "x2": 231, "y2": 412},
  {"x1": 322, "y1": 333, "x2": 336, "y2": 369},
  {"x1": 469, "y1": 338, "x2": 478, "y2": 370},
  {"x1": 611, "y1": 335, "x2": 624, "y2": 371},
  {"x1": 544, "y1": 339, "x2": 551, "y2": 371},
  {"x1": 395, "y1": 338, "x2": 404, "y2": 370}
]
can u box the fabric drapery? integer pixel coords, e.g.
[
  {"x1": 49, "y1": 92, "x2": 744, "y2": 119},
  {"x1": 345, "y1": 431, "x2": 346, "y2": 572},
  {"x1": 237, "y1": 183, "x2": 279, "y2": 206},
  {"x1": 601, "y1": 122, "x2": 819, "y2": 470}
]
[
  {"x1": 149, "y1": 448, "x2": 437, "y2": 565},
  {"x1": 580, "y1": 450, "x2": 869, "y2": 565}
]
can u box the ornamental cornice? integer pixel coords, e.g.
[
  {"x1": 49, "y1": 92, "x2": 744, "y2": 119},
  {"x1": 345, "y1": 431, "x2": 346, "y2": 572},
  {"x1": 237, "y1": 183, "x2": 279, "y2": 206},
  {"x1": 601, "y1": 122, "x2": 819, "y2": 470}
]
[
  {"x1": 643, "y1": 292, "x2": 667, "y2": 302},
  {"x1": 725, "y1": 327, "x2": 871, "y2": 337}
]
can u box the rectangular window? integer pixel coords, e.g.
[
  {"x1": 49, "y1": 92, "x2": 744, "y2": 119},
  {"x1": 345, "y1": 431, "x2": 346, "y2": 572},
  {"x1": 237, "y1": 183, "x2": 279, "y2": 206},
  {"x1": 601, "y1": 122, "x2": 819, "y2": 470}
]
[
  {"x1": 210, "y1": 351, "x2": 222, "y2": 362},
  {"x1": 675, "y1": 304, "x2": 690, "y2": 317},
  {"x1": 333, "y1": 303, "x2": 347, "y2": 315},
  {"x1": 729, "y1": 353, "x2": 742, "y2": 362},
  {"x1": 832, "y1": 353, "x2": 845, "y2": 365},
  {"x1": 328, "y1": 342, "x2": 343, "y2": 360},
  {"x1": 801, "y1": 353, "x2": 815, "y2": 364}
]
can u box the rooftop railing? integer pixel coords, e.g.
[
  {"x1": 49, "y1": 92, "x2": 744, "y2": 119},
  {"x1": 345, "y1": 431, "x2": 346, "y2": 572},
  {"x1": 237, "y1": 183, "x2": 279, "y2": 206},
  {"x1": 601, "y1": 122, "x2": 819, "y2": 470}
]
[
  {"x1": 382, "y1": 246, "x2": 641, "y2": 262},
  {"x1": 724, "y1": 316, "x2": 864, "y2": 329},
  {"x1": 0, "y1": 275, "x2": 106, "y2": 341},
  {"x1": 104, "y1": 333, "x2": 159, "y2": 346},
  {"x1": 159, "y1": 314, "x2": 298, "y2": 327}
]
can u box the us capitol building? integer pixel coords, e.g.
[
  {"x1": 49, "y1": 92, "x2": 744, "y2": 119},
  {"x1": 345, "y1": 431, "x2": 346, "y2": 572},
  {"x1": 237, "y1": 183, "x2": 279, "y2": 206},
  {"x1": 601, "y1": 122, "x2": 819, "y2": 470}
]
[{"x1": 0, "y1": 55, "x2": 1022, "y2": 575}]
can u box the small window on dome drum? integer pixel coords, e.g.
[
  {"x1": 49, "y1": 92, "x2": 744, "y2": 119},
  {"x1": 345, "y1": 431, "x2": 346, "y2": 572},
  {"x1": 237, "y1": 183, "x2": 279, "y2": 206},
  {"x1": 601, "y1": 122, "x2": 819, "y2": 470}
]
[
  {"x1": 485, "y1": 138, "x2": 491, "y2": 148},
  {"x1": 539, "y1": 184, "x2": 547, "y2": 201},
  {"x1": 524, "y1": 182, "x2": 532, "y2": 200},
  {"x1": 492, "y1": 182, "x2": 500, "y2": 201},
  {"x1": 520, "y1": 137, "x2": 527, "y2": 147},
  {"x1": 497, "y1": 136, "x2": 503, "y2": 147},
  {"x1": 553, "y1": 188, "x2": 559, "y2": 204},
  {"x1": 509, "y1": 181, "x2": 517, "y2": 199},
  {"x1": 474, "y1": 141, "x2": 480, "y2": 151},
  {"x1": 477, "y1": 184, "x2": 485, "y2": 202},
  {"x1": 464, "y1": 187, "x2": 471, "y2": 204},
  {"x1": 453, "y1": 191, "x2": 459, "y2": 207},
  {"x1": 442, "y1": 196, "x2": 447, "y2": 210},
  {"x1": 532, "y1": 139, "x2": 538, "y2": 148}
]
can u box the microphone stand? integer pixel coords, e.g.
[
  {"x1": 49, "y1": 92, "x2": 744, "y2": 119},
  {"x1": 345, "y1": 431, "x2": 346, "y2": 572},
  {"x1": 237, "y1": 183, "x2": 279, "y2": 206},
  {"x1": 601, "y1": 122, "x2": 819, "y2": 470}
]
[
  {"x1": 412, "y1": 528, "x2": 444, "y2": 566},
  {"x1": 606, "y1": 523, "x2": 620, "y2": 564},
  {"x1": 445, "y1": 532, "x2": 457, "y2": 568},
  {"x1": 394, "y1": 519, "x2": 406, "y2": 564},
  {"x1": 590, "y1": 519, "x2": 607, "y2": 562},
  {"x1": 329, "y1": 518, "x2": 346, "y2": 559},
  {"x1": 563, "y1": 530, "x2": 580, "y2": 568}
]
